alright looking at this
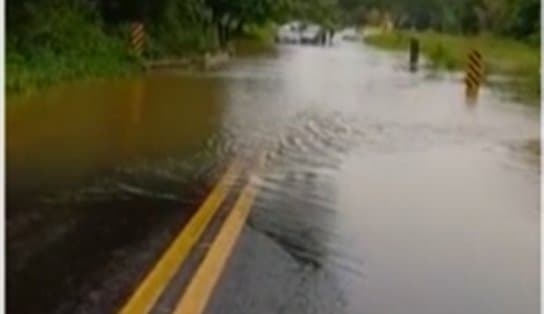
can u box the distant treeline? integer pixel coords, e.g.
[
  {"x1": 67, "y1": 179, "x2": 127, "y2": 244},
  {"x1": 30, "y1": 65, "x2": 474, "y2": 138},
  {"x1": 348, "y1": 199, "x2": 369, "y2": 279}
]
[
  {"x1": 6, "y1": 0, "x2": 538, "y2": 61},
  {"x1": 6, "y1": 0, "x2": 539, "y2": 93},
  {"x1": 338, "y1": 0, "x2": 540, "y2": 45},
  {"x1": 6, "y1": 0, "x2": 274, "y2": 58}
]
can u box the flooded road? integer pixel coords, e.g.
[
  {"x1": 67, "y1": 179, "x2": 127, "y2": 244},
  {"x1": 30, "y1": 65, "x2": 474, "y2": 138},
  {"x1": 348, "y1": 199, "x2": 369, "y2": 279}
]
[{"x1": 7, "y1": 41, "x2": 539, "y2": 314}]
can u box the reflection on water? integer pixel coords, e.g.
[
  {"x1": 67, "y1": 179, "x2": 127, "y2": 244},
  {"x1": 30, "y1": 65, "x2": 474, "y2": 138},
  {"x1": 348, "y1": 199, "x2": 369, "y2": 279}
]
[
  {"x1": 336, "y1": 147, "x2": 539, "y2": 314},
  {"x1": 7, "y1": 74, "x2": 229, "y2": 314},
  {"x1": 7, "y1": 41, "x2": 540, "y2": 314},
  {"x1": 7, "y1": 75, "x2": 225, "y2": 193},
  {"x1": 216, "y1": 42, "x2": 539, "y2": 314}
]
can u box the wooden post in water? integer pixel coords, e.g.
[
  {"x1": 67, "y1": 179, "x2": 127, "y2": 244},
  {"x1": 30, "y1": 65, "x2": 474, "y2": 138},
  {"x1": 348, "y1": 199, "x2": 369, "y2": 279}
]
[{"x1": 409, "y1": 37, "x2": 419, "y2": 72}]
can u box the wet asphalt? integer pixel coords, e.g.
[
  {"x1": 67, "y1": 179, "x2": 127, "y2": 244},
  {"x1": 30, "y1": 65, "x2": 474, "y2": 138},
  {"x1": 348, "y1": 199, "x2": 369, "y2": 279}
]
[{"x1": 7, "y1": 39, "x2": 539, "y2": 314}]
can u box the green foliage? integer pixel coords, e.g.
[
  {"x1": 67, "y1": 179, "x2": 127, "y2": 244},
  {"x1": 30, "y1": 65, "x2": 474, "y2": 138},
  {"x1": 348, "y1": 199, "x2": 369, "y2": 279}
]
[
  {"x1": 354, "y1": 0, "x2": 540, "y2": 104},
  {"x1": 202, "y1": 0, "x2": 292, "y2": 47},
  {"x1": 365, "y1": 31, "x2": 540, "y2": 104},
  {"x1": 339, "y1": 0, "x2": 540, "y2": 43},
  {"x1": 6, "y1": 1, "x2": 138, "y2": 94},
  {"x1": 6, "y1": 0, "x2": 296, "y2": 94},
  {"x1": 427, "y1": 41, "x2": 455, "y2": 69},
  {"x1": 142, "y1": 0, "x2": 217, "y2": 56},
  {"x1": 11, "y1": 0, "x2": 537, "y2": 98},
  {"x1": 6, "y1": 0, "x2": 293, "y2": 94},
  {"x1": 146, "y1": 26, "x2": 216, "y2": 58},
  {"x1": 289, "y1": 0, "x2": 341, "y2": 26},
  {"x1": 6, "y1": 0, "x2": 292, "y2": 94}
]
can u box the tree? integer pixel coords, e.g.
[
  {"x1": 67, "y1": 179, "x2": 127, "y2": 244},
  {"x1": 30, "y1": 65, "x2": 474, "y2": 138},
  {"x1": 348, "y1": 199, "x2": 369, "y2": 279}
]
[{"x1": 205, "y1": 0, "x2": 291, "y2": 47}]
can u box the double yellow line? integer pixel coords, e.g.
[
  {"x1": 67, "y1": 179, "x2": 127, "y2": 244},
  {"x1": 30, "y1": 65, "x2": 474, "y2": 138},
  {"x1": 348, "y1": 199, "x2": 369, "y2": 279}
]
[
  {"x1": 173, "y1": 175, "x2": 260, "y2": 313},
  {"x1": 120, "y1": 155, "x2": 265, "y2": 314}
]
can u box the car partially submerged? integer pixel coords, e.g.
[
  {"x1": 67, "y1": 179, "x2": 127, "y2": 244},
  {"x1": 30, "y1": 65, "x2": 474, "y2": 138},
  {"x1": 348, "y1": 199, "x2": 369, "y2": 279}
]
[
  {"x1": 276, "y1": 22, "x2": 326, "y2": 46},
  {"x1": 276, "y1": 25, "x2": 300, "y2": 44},
  {"x1": 300, "y1": 24, "x2": 324, "y2": 45}
]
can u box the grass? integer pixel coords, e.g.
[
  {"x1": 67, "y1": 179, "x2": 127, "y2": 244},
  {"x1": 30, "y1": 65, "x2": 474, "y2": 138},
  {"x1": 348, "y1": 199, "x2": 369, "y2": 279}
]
[
  {"x1": 364, "y1": 30, "x2": 540, "y2": 104},
  {"x1": 6, "y1": 0, "x2": 279, "y2": 97},
  {"x1": 6, "y1": 2, "x2": 220, "y2": 96},
  {"x1": 6, "y1": 42, "x2": 140, "y2": 95},
  {"x1": 242, "y1": 22, "x2": 278, "y2": 44},
  {"x1": 230, "y1": 23, "x2": 278, "y2": 56},
  {"x1": 6, "y1": 3, "x2": 142, "y2": 95},
  {"x1": 144, "y1": 24, "x2": 217, "y2": 59}
]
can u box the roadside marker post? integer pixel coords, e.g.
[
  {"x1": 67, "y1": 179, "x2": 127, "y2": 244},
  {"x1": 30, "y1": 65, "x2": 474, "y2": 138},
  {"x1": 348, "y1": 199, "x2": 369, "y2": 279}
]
[
  {"x1": 130, "y1": 22, "x2": 145, "y2": 56},
  {"x1": 409, "y1": 37, "x2": 419, "y2": 72},
  {"x1": 465, "y1": 48, "x2": 484, "y2": 103}
]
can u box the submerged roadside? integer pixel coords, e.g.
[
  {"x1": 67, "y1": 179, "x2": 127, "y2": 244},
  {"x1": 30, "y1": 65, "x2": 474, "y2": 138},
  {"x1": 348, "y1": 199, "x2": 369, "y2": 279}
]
[{"x1": 364, "y1": 30, "x2": 540, "y2": 105}]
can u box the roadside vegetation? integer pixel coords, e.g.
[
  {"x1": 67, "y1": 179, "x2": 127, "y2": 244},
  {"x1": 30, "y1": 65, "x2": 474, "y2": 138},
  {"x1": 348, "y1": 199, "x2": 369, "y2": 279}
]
[
  {"x1": 8, "y1": 0, "x2": 539, "y2": 102},
  {"x1": 6, "y1": 0, "x2": 345, "y2": 95},
  {"x1": 365, "y1": 31, "x2": 540, "y2": 102},
  {"x1": 338, "y1": 0, "x2": 540, "y2": 104},
  {"x1": 6, "y1": 2, "x2": 136, "y2": 94},
  {"x1": 7, "y1": 0, "x2": 337, "y2": 95}
]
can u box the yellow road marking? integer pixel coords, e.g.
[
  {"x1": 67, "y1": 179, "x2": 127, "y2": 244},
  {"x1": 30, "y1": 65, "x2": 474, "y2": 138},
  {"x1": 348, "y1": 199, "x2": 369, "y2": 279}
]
[
  {"x1": 119, "y1": 161, "x2": 242, "y2": 314},
  {"x1": 173, "y1": 160, "x2": 265, "y2": 314}
]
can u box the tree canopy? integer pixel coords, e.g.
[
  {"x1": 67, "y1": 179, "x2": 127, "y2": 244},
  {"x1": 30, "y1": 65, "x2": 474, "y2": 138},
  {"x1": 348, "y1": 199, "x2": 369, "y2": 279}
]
[{"x1": 337, "y1": 0, "x2": 540, "y2": 43}]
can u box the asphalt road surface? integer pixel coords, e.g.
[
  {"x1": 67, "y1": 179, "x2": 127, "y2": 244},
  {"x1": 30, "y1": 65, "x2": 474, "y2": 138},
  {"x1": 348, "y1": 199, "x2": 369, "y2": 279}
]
[{"x1": 7, "y1": 40, "x2": 539, "y2": 314}]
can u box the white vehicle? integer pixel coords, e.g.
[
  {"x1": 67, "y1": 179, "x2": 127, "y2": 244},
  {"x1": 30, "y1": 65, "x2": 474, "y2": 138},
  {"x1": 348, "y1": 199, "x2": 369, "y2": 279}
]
[
  {"x1": 287, "y1": 21, "x2": 303, "y2": 32},
  {"x1": 276, "y1": 25, "x2": 300, "y2": 44},
  {"x1": 300, "y1": 25, "x2": 322, "y2": 44}
]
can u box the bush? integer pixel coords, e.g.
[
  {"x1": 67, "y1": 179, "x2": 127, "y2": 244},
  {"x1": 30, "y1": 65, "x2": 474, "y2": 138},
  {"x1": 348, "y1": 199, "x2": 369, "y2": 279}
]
[
  {"x1": 146, "y1": 24, "x2": 216, "y2": 58},
  {"x1": 6, "y1": 0, "x2": 137, "y2": 94}
]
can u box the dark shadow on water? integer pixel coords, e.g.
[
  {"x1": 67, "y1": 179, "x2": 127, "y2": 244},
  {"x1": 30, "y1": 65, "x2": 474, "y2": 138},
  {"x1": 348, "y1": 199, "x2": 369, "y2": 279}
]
[{"x1": 6, "y1": 74, "x2": 230, "y2": 313}]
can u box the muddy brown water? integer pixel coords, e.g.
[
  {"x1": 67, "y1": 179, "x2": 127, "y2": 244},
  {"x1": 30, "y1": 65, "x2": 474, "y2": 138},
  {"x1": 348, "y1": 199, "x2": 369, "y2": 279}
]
[{"x1": 7, "y1": 41, "x2": 540, "y2": 314}]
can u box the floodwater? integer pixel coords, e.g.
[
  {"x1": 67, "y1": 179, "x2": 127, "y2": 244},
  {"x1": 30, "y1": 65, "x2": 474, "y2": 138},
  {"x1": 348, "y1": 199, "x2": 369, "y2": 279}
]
[{"x1": 6, "y1": 41, "x2": 540, "y2": 314}]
